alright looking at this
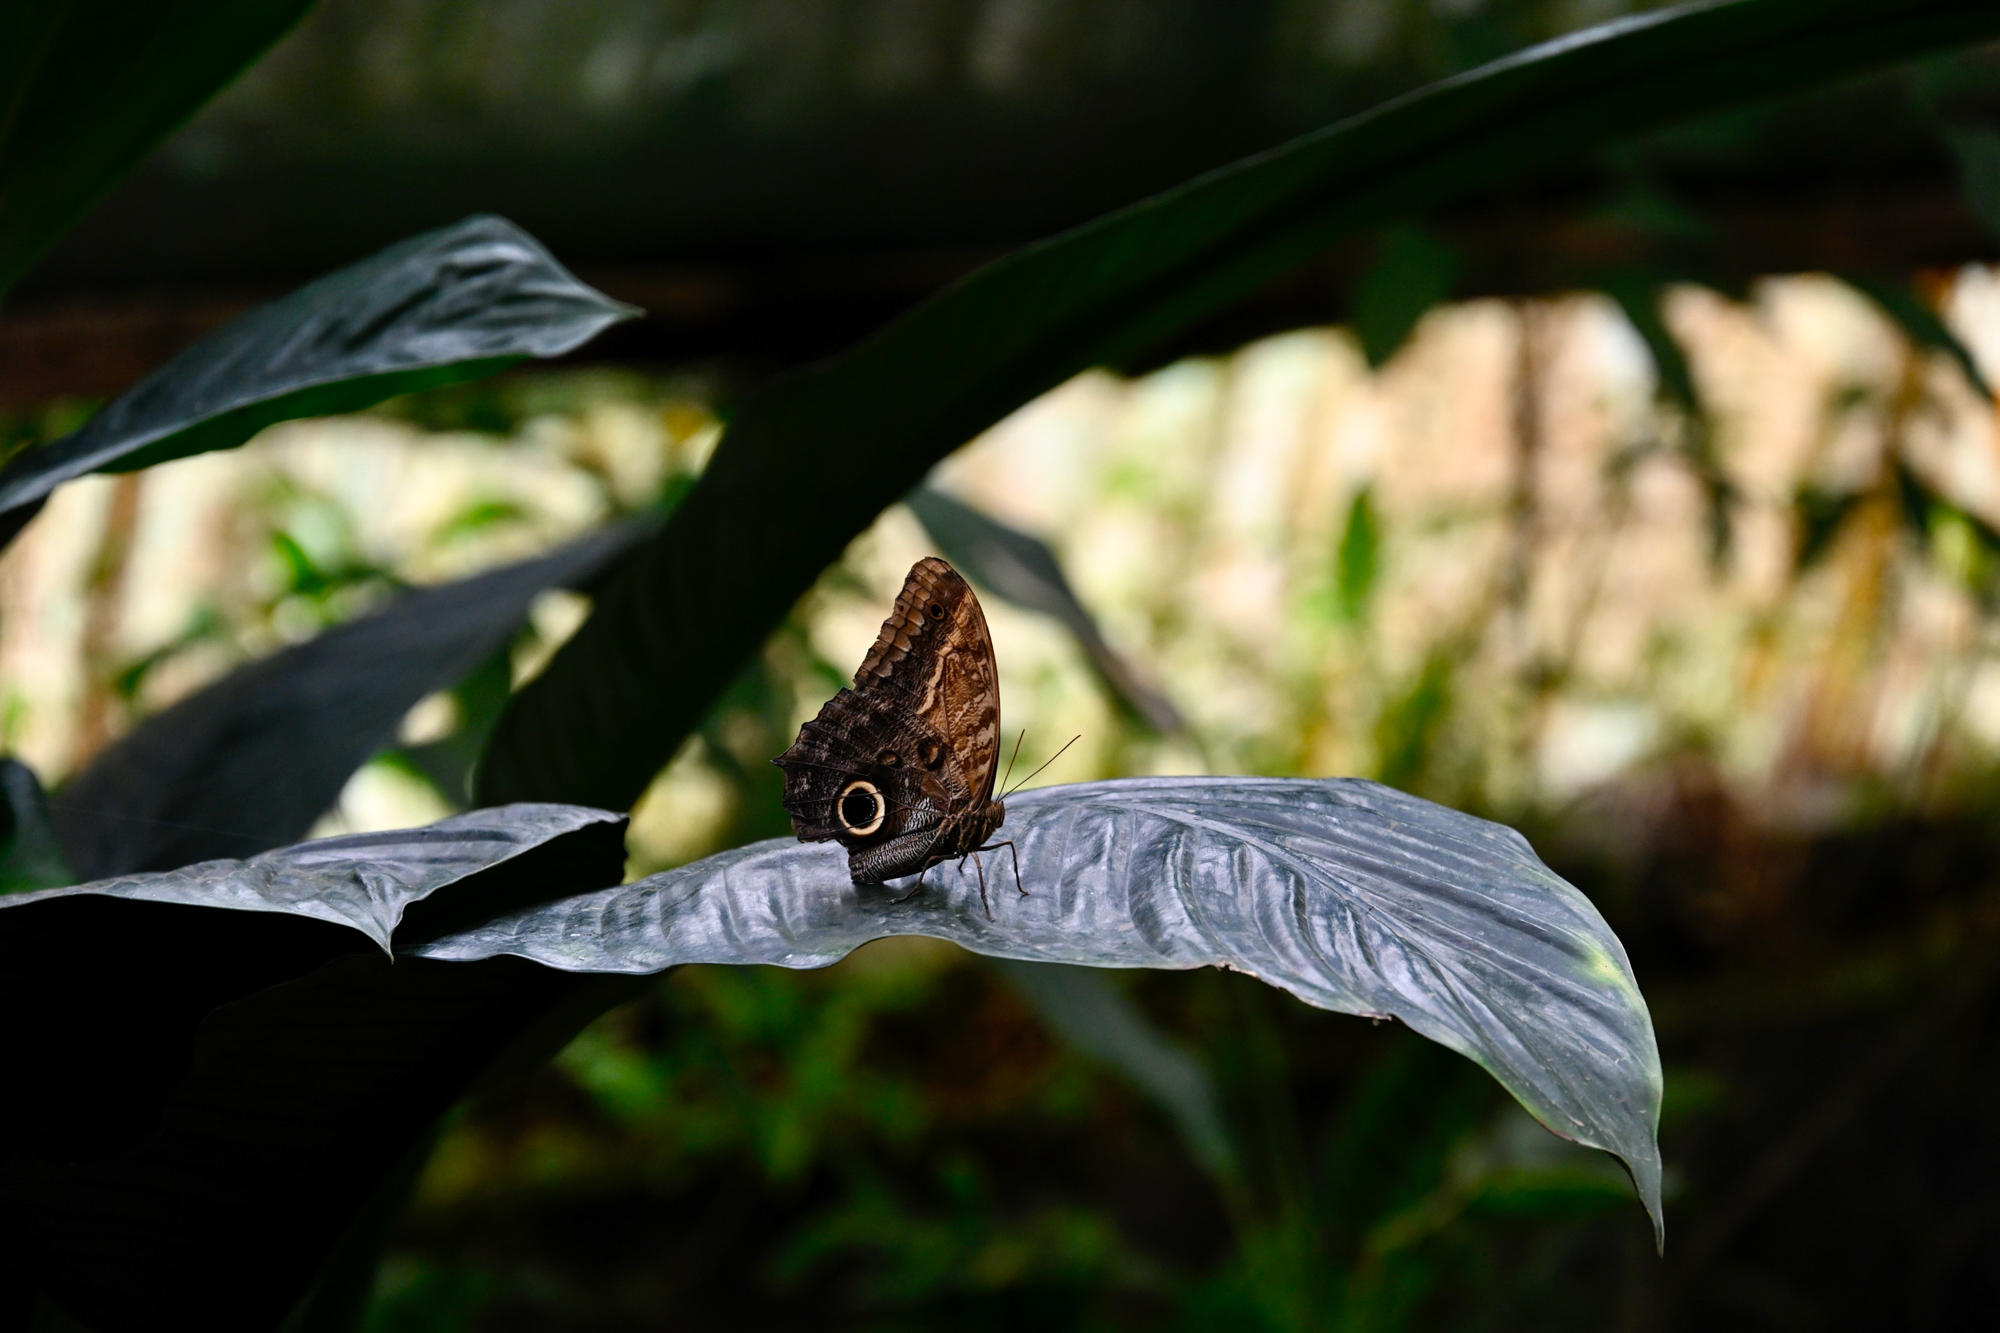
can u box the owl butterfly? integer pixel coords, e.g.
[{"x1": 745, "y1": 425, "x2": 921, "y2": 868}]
[{"x1": 774, "y1": 556, "x2": 1024, "y2": 916}]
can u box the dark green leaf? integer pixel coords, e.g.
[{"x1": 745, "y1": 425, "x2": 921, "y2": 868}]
[
  {"x1": 279, "y1": 1119, "x2": 447, "y2": 1333},
  {"x1": 52, "y1": 521, "x2": 647, "y2": 879},
  {"x1": 395, "y1": 648, "x2": 517, "y2": 807},
  {"x1": 0, "y1": 0, "x2": 317, "y2": 300},
  {"x1": 906, "y1": 486, "x2": 1184, "y2": 733},
  {"x1": 1848, "y1": 273, "x2": 1994, "y2": 400},
  {"x1": 1322, "y1": 1039, "x2": 1495, "y2": 1243},
  {"x1": 1352, "y1": 225, "x2": 1460, "y2": 367},
  {"x1": 1376, "y1": 652, "x2": 1455, "y2": 792},
  {"x1": 994, "y1": 959, "x2": 1238, "y2": 1179},
  {"x1": 0, "y1": 804, "x2": 625, "y2": 1158},
  {"x1": 479, "y1": 0, "x2": 2000, "y2": 814},
  {"x1": 0, "y1": 215, "x2": 638, "y2": 549},
  {"x1": 0, "y1": 758, "x2": 71, "y2": 894},
  {"x1": 424, "y1": 776, "x2": 1665, "y2": 1244},
  {"x1": 5, "y1": 953, "x2": 639, "y2": 1333},
  {"x1": 1604, "y1": 277, "x2": 1701, "y2": 416},
  {"x1": 1604, "y1": 276, "x2": 1735, "y2": 560},
  {"x1": 1948, "y1": 125, "x2": 2000, "y2": 241}
]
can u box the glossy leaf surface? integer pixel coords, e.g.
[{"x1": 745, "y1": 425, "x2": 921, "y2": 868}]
[
  {"x1": 0, "y1": 803, "x2": 629, "y2": 1331},
  {"x1": 7, "y1": 803, "x2": 625, "y2": 953},
  {"x1": 0, "y1": 215, "x2": 636, "y2": 547},
  {"x1": 423, "y1": 776, "x2": 1664, "y2": 1240},
  {"x1": 479, "y1": 0, "x2": 2000, "y2": 815},
  {"x1": 0, "y1": 802, "x2": 625, "y2": 1157}
]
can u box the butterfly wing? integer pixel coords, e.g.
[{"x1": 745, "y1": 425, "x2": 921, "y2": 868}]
[{"x1": 775, "y1": 557, "x2": 1003, "y2": 882}]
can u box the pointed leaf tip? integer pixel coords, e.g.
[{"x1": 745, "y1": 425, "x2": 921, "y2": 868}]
[
  {"x1": 0, "y1": 215, "x2": 638, "y2": 539},
  {"x1": 417, "y1": 776, "x2": 1665, "y2": 1238}
]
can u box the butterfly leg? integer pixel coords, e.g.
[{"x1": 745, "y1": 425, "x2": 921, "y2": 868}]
[
  {"x1": 888, "y1": 864, "x2": 928, "y2": 905},
  {"x1": 977, "y1": 840, "x2": 1026, "y2": 898},
  {"x1": 964, "y1": 852, "x2": 996, "y2": 912}
]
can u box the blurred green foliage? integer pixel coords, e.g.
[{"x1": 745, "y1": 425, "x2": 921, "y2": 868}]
[
  {"x1": 1333, "y1": 488, "x2": 1379, "y2": 627},
  {"x1": 0, "y1": 398, "x2": 97, "y2": 470},
  {"x1": 8, "y1": 1, "x2": 2000, "y2": 1325},
  {"x1": 348, "y1": 324, "x2": 2000, "y2": 1325},
  {"x1": 347, "y1": 522, "x2": 1660, "y2": 1322},
  {"x1": 376, "y1": 945, "x2": 1649, "y2": 1332}
]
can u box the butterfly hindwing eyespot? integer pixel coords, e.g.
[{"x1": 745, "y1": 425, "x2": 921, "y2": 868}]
[
  {"x1": 774, "y1": 557, "x2": 1006, "y2": 885},
  {"x1": 836, "y1": 780, "x2": 887, "y2": 836}
]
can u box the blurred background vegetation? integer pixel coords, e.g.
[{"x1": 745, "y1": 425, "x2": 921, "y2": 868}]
[{"x1": 7, "y1": 0, "x2": 2000, "y2": 1328}]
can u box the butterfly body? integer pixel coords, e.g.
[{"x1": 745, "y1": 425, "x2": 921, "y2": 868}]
[{"x1": 775, "y1": 557, "x2": 1008, "y2": 890}]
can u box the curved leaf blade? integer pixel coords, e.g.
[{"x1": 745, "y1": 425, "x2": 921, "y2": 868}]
[
  {"x1": 478, "y1": 0, "x2": 2000, "y2": 814},
  {"x1": 52, "y1": 521, "x2": 647, "y2": 879},
  {"x1": 0, "y1": 757, "x2": 71, "y2": 894},
  {"x1": 0, "y1": 0, "x2": 317, "y2": 300},
  {"x1": 907, "y1": 487, "x2": 1185, "y2": 733},
  {"x1": 1848, "y1": 273, "x2": 1995, "y2": 400},
  {"x1": 6, "y1": 953, "x2": 637, "y2": 1333},
  {"x1": 8, "y1": 803, "x2": 625, "y2": 953},
  {"x1": 0, "y1": 803, "x2": 626, "y2": 1158},
  {"x1": 1352, "y1": 225, "x2": 1461, "y2": 367},
  {"x1": 0, "y1": 215, "x2": 638, "y2": 543},
  {"x1": 422, "y1": 776, "x2": 1665, "y2": 1240}
]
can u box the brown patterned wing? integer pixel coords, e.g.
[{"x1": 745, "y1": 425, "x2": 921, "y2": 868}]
[{"x1": 774, "y1": 557, "x2": 1005, "y2": 884}]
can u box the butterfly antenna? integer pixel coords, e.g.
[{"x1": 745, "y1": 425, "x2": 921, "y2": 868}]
[
  {"x1": 1002, "y1": 734, "x2": 1081, "y2": 799},
  {"x1": 999, "y1": 729, "x2": 1026, "y2": 793}
]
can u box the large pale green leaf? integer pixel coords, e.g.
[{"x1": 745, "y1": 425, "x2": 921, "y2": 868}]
[
  {"x1": 424, "y1": 777, "x2": 1664, "y2": 1242},
  {"x1": 0, "y1": 0, "x2": 318, "y2": 301},
  {"x1": 478, "y1": 0, "x2": 2000, "y2": 814},
  {"x1": 0, "y1": 215, "x2": 637, "y2": 549},
  {"x1": 0, "y1": 776, "x2": 1654, "y2": 1326}
]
